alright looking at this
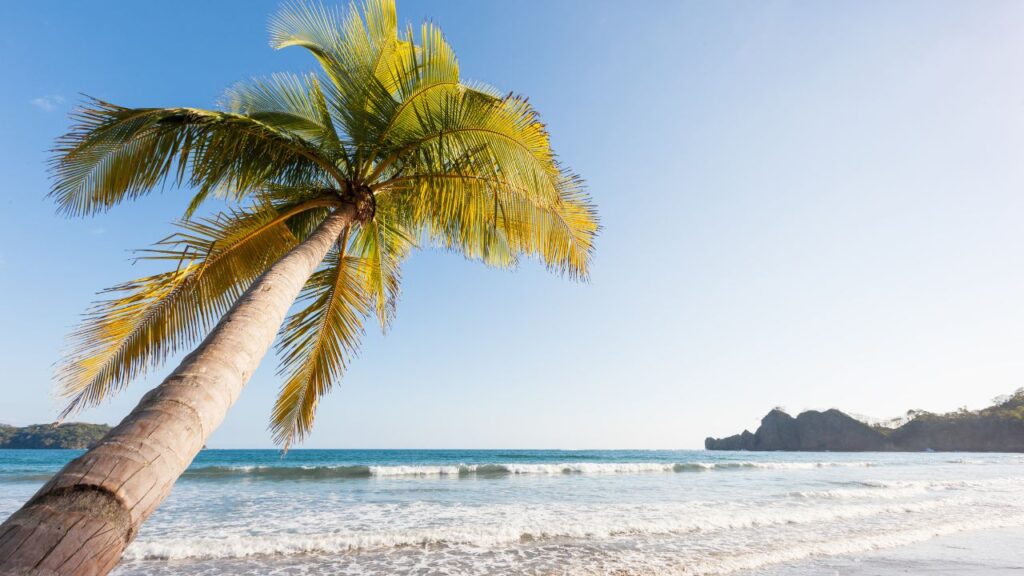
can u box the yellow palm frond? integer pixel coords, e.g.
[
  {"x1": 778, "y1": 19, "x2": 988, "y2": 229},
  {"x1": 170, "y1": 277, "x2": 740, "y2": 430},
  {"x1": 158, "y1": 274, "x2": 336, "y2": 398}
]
[
  {"x1": 270, "y1": 0, "x2": 404, "y2": 88},
  {"x1": 57, "y1": 198, "x2": 336, "y2": 416},
  {"x1": 270, "y1": 0, "x2": 406, "y2": 155},
  {"x1": 381, "y1": 21, "x2": 461, "y2": 110},
  {"x1": 272, "y1": 240, "x2": 371, "y2": 448},
  {"x1": 348, "y1": 206, "x2": 416, "y2": 328},
  {"x1": 525, "y1": 172, "x2": 599, "y2": 280},
  {"x1": 368, "y1": 91, "x2": 563, "y2": 209},
  {"x1": 51, "y1": 99, "x2": 343, "y2": 218},
  {"x1": 377, "y1": 169, "x2": 597, "y2": 278},
  {"x1": 224, "y1": 73, "x2": 345, "y2": 158}
]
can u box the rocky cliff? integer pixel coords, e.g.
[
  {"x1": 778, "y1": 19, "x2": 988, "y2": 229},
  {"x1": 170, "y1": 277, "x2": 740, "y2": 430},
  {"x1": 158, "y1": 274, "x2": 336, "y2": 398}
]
[
  {"x1": 706, "y1": 391, "x2": 1024, "y2": 452},
  {"x1": 0, "y1": 423, "x2": 111, "y2": 449}
]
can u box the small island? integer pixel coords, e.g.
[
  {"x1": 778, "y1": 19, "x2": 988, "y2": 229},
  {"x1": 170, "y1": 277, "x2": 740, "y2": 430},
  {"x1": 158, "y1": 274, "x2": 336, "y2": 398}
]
[
  {"x1": 0, "y1": 423, "x2": 111, "y2": 449},
  {"x1": 706, "y1": 390, "x2": 1024, "y2": 452}
]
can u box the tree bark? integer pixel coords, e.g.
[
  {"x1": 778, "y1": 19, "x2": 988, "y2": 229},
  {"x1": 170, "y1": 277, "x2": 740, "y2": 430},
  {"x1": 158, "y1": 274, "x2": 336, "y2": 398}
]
[{"x1": 0, "y1": 206, "x2": 355, "y2": 576}]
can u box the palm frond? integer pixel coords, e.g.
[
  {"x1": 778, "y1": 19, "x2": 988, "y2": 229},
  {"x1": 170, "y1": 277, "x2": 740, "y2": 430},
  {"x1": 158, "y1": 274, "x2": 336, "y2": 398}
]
[
  {"x1": 368, "y1": 90, "x2": 563, "y2": 212},
  {"x1": 380, "y1": 174, "x2": 517, "y2": 268},
  {"x1": 271, "y1": 240, "x2": 371, "y2": 448},
  {"x1": 50, "y1": 99, "x2": 342, "y2": 217},
  {"x1": 268, "y1": 1, "x2": 347, "y2": 59},
  {"x1": 525, "y1": 171, "x2": 599, "y2": 279},
  {"x1": 260, "y1": 183, "x2": 338, "y2": 241},
  {"x1": 224, "y1": 73, "x2": 346, "y2": 159},
  {"x1": 57, "y1": 198, "x2": 336, "y2": 416},
  {"x1": 371, "y1": 21, "x2": 462, "y2": 149},
  {"x1": 270, "y1": 0, "x2": 404, "y2": 160},
  {"x1": 377, "y1": 166, "x2": 597, "y2": 277},
  {"x1": 348, "y1": 207, "x2": 416, "y2": 328}
]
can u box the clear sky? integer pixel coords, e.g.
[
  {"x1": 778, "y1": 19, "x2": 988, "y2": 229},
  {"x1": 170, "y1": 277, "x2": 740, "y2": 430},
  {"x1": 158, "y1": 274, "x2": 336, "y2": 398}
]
[{"x1": 1, "y1": 0, "x2": 1023, "y2": 448}]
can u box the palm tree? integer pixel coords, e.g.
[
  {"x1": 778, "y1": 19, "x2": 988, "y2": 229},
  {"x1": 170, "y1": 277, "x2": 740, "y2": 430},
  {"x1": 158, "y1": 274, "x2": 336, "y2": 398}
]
[{"x1": 0, "y1": 1, "x2": 598, "y2": 573}]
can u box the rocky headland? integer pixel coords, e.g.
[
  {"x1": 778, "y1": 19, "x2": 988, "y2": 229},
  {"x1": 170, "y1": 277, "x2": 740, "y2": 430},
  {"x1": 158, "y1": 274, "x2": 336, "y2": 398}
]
[{"x1": 706, "y1": 390, "x2": 1024, "y2": 452}]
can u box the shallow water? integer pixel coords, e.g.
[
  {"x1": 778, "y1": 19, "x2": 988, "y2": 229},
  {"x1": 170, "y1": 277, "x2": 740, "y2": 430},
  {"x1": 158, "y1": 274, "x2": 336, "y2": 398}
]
[{"x1": 2, "y1": 449, "x2": 1022, "y2": 575}]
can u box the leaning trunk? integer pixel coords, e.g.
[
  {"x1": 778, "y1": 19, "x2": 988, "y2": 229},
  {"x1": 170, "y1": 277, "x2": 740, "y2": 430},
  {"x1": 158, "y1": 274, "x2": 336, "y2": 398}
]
[{"x1": 0, "y1": 207, "x2": 354, "y2": 576}]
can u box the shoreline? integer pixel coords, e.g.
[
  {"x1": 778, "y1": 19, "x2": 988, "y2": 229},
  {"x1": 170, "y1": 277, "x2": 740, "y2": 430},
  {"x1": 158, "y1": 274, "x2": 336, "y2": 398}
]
[
  {"x1": 5, "y1": 450, "x2": 1022, "y2": 575},
  {"x1": 756, "y1": 525, "x2": 1024, "y2": 575}
]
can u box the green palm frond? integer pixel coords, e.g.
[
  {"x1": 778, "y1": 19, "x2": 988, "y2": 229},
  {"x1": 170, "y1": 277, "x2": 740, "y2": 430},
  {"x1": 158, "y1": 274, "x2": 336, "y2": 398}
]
[
  {"x1": 268, "y1": 1, "x2": 348, "y2": 60},
  {"x1": 390, "y1": 22, "x2": 461, "y2": 100},
  {"x1": 270, "y1": 0, "x2": 405, "y2": 159},
  {"x1": 270, "y1": 0, "x2": 407, "y2": 89},
  {"x1": 50, "y1": 99, "x2": 343, "y2": 217},
  {"x1": 224, "y1": 73, "x2": 345, "y2": 158},
  {"x1": 348, "y1": 207, "x2": 416, "y2": 328},
  {"x1": 272, "y1": 239, "x2": 371, "y2": 448},
  {"x1": 368, "y1": 91, "x2": 564, "y2": 209},
  {"x1": 371, "y1": 21, "x2": 463, "y2": 150},
  {"x1": 263, "y1": 183, "x2": 338, "y2": 241},
  {"x1": 57, "y1": 197, "x2": 336, "y2": 416}
]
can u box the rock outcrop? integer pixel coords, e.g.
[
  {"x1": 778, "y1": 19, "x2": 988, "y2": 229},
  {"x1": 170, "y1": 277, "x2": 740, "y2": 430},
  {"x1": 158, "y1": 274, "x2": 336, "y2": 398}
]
[{"x1": 706, "y1": 391, "x2": 1024, "y2": 452}]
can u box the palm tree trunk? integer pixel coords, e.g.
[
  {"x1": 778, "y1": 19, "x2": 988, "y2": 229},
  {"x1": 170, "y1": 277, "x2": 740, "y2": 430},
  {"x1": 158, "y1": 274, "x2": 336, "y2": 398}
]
[{"x1": 0, "y1": 207, "x2": 355, "y2": 576}]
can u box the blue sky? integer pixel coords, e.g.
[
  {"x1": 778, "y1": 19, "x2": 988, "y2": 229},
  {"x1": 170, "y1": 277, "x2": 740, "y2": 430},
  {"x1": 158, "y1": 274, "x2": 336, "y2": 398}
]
[{"x1": 1, "y1": 0, "x2": 1023, "y2": 448}]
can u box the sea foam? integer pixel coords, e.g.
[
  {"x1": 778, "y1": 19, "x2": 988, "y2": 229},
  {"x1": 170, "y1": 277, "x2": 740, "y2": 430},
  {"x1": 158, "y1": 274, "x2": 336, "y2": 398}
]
[{"x1": 180, "y1": 459, "x2": 876, "y2": 480}]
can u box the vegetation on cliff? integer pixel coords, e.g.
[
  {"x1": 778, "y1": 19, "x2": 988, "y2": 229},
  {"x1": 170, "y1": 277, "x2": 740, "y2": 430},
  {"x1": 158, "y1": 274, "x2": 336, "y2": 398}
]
[{"x1": 0, "y1": 423, "x2": 111, "y2": 449}]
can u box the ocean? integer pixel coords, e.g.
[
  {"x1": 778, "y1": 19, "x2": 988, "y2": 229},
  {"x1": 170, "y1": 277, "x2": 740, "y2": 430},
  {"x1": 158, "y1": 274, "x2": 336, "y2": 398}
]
[{"x1": 1, "y1": 449, "x2": 1022, "y2": 575}]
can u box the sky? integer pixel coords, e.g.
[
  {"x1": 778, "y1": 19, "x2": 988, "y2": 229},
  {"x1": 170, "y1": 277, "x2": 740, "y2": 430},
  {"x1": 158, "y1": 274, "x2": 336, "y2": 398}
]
[{"x1": 1, "y1": 0, "x2": 1023, "y2": 449}]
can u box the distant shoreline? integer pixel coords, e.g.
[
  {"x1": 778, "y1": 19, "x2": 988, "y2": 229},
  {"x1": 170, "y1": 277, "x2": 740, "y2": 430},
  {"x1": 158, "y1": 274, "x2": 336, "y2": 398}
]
[
  {"x1": 708, "y1": 391, "x2": 1024, "y2": 452},
  {"x1": 0, "y1": 423, "x2": 110, "y2": 449}
]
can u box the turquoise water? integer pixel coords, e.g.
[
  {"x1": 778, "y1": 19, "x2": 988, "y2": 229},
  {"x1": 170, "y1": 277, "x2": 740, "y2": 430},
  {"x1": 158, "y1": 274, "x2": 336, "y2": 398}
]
[{"x1": 2, "y1": 449, "x2": 1023, "y2": 575}]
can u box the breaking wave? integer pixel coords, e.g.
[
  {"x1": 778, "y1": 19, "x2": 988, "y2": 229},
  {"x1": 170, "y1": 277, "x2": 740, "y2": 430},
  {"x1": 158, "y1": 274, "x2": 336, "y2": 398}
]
[{"x1": 180, "y1": 460, "x2": 877, "y2": 480}]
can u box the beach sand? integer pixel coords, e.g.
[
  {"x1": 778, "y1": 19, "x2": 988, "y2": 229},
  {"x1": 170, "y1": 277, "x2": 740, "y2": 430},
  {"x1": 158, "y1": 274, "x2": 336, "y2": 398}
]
[{"x1": 757, "y1": 526, "x2": 1024, "y2": 575}]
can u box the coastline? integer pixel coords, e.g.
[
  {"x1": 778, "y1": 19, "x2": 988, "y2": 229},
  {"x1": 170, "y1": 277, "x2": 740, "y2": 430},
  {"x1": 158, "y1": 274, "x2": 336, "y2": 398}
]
[{"x1": 757, "y1": 526, "x2": 1024, "y2": 575}]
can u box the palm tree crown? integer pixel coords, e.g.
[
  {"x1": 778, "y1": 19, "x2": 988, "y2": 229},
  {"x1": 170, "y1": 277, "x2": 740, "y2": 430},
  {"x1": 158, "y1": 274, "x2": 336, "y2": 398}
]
[{"x1": 52, "y1": 0, "x2": 599, "y2": 448}]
